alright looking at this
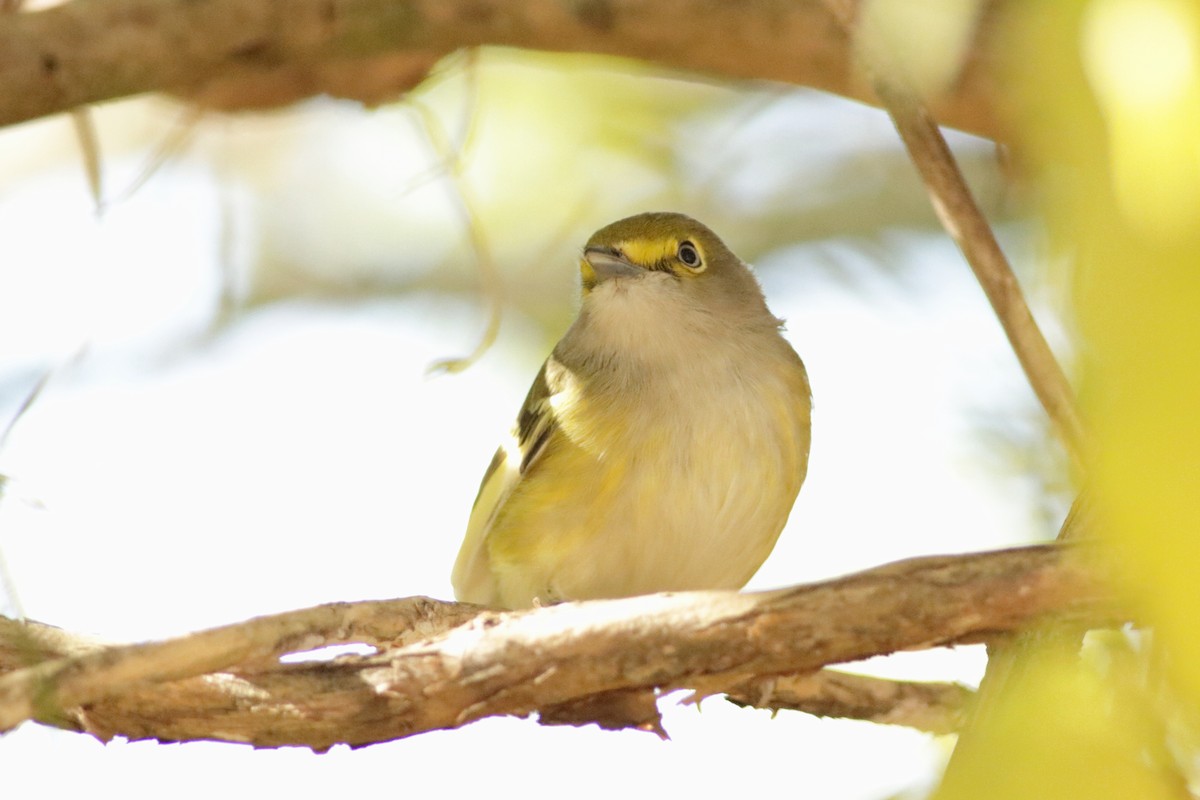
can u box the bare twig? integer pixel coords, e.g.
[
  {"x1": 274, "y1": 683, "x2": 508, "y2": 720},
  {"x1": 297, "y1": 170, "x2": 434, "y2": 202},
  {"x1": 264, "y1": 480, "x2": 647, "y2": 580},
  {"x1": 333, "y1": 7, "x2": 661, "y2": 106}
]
[
  {"x1": 69, "y1": 108, "x2": 103, "y2": 212},
  {"x1": 411, "y1": 52, "x2": 505, "y2": 375},
  {"x1": 1, "y1": 358, "x2": 87, "y2": 619},
  {"x1": 875, "y1": 86, "x2": 1086, "y2": 467},
  {"x1": 821, "y1": 1, "x2": 1085, "y2": 469},
  {"x1": 106, "y1": 104, "x2": 204, "y2": 206},
  {"x1": 0, "y1": 544, "x2": 1115, "y2": 748}
]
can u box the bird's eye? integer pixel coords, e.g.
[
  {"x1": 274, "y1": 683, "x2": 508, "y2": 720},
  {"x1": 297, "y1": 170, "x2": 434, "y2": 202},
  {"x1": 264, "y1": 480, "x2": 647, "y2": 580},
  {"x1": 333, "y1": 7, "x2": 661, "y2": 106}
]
[{"x1": 677, "y1": 241, "x2": 702, "y2": 269}]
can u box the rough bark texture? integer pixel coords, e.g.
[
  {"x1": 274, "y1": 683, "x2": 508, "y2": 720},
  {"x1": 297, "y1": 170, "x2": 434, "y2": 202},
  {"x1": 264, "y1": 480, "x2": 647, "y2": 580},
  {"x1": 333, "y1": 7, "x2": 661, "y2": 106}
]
[
  {"x1": 0, "y1": 0, "x2": 1006, "y2": 137},
  {"x1": 0, "y1": 545, "x2": 1116, "y2": 750}
]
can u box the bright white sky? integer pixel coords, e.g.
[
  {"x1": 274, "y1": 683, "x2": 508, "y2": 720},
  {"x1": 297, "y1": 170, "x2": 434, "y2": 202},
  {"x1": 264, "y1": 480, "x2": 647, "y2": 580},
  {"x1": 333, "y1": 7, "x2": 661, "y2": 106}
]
[{"x1": 0, "y1": 82, "x2": 1062, "y2": 799}]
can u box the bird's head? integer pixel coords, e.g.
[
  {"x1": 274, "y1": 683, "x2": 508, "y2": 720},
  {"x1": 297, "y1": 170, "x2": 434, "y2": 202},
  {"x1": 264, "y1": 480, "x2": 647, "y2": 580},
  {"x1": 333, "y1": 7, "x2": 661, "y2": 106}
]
[
  {"x1": 580, "y1": 212, "x2": 738, "y2": 291},
  {"x1": 576, "y1": 212, "x2": 771, "y2": 327}
]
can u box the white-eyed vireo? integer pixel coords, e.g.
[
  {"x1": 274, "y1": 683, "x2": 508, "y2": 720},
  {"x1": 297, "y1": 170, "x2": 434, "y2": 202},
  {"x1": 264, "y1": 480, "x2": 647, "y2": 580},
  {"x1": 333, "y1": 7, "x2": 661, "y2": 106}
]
[{"x1": 453, "y1": 212, "x2": 812, "y2": 609}]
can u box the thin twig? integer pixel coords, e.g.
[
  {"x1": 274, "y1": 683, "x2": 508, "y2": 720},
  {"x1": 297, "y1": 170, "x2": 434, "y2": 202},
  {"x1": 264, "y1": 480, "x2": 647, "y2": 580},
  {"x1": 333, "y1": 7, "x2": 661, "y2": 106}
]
[
  {"x1": 874, "y1": 86, "x2": 1086, "y2": 467},
  {"x1": 411, "y1": 51, "x2": 505, "y2": 375},
  {"x1": 823, "y1": 0, "x2": 1086, "y2": 471},
  {"x1": 105, "y1": 104, "x2": 204, "y2": 207},
  {"x1": 0, "y1": 356, "x2": 87, "y2": 619},
  {"x1": 70, "y1": 109, "x2": 104, "y2": 213}
]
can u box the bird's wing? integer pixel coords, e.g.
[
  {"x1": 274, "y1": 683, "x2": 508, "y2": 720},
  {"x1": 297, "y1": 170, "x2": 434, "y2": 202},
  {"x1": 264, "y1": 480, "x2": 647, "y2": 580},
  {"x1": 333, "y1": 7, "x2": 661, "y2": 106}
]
[{"x1": 451, "y1": 358, "x2": 560, "y2": 603}]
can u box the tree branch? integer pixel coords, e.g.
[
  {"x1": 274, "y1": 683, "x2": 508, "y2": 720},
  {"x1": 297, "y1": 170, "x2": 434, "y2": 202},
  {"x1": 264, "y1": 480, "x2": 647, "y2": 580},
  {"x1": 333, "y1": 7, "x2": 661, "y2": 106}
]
[
  {"x1": 799, "y1": 11, "x2": 1098, "y2": 788},
  {"x1": 0, "y1": 597, "x2": 482, "y2": 732},
  {"x1": 0, "y1": 0, "x2": 1006, "y2": 137},
  {"x1": 822, "y1": 0, "x2": 1087, "y2": 468},
  {"x1": 0, "y1": 618, "x2": 974, "y2": 739},
  {"x1": 725, "y1": 670, "x2": 973, "y2": 735},
  {"x1": 0, "y1": 544, "x2": 1116, "y2": 749}
]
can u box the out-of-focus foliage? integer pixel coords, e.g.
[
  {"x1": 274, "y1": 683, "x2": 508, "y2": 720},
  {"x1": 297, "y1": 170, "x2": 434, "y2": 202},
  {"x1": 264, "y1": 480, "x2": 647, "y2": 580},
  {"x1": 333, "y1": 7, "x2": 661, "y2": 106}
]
[
  {"x1": 937, "y1": 1, "x2": 1200, "y2": 796},
  {"x1": 936, "y1": 635, "x2": 1186, "y2": 799},
  {"x1": 0, "y1": 47, "x2": 1018, "y2": 369},
  {"x1": 859, "y1": 0, "x2": 985, "y2": 97},
  {"x1": 1072, "y1": 0, "x2": 1200, "y2": 713}
]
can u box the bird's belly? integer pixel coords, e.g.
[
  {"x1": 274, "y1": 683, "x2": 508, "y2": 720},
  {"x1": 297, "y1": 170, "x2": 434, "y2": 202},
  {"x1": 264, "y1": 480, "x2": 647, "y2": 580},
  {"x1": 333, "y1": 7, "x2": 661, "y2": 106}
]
[
  {"x1": 556, "y1": 455, "x2": 793, "y2": 599},
  {"x1": 489, "y1": 401, "x2": 805, "y2": 606}
]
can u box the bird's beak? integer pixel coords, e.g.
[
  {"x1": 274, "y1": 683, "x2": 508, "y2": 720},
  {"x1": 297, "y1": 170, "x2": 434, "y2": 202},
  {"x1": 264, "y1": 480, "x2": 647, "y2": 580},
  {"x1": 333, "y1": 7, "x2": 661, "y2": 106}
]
[{"x1": 582, "y1": 247, "x2": 642, "y2": 287}]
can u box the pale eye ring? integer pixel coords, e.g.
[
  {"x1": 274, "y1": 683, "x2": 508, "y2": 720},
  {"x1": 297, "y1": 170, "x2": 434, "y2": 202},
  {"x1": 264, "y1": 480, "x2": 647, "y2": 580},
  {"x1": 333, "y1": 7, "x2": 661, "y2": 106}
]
[{"x1": 677, "y1": 241, "x2": 702, "y2": 269}]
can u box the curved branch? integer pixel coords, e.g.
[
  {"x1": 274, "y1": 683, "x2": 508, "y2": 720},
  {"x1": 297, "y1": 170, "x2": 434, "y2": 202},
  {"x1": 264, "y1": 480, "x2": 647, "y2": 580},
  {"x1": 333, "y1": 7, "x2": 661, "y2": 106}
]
[
  {"x1": 0, "y1": 0, "x2": 1006, "y2": 137},
  {"x1": 0, "y1": 544, "x2": 1116, "y2": 749}
]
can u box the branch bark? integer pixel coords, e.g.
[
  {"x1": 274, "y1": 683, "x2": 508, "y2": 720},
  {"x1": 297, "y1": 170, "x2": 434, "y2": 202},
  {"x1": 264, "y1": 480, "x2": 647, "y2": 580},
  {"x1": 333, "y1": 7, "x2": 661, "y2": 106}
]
[
  {"x1": 0, "y1": 0, "x2": 1006, "y2": 137},
  {"x1": 726, "y1": 670, "x2": 974, "y2": 735},
  {"x1": 0, "y1": 544, "x2": 1116, "y2": 749}
]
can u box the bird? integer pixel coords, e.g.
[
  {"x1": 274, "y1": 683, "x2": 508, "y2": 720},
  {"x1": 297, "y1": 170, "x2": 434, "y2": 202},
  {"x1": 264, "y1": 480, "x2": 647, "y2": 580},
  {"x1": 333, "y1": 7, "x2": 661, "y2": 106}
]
[{"x1": 452, "y1": 212, "x2": 812, "y2": 609}]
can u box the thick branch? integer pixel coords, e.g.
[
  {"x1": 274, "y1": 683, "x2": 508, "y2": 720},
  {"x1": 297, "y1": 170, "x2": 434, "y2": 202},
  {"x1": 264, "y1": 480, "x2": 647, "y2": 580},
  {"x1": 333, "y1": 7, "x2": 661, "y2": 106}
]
[
  {"x1": 0, "y1": 597, "x2": 481, "y2": 731},
  {"x1": 0, "y1": 0, "x2": 1005, "y2": 137},
  {"x1": 0, "y1": 544, "x2": 1115, "y2": 749}
]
